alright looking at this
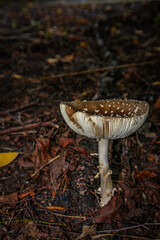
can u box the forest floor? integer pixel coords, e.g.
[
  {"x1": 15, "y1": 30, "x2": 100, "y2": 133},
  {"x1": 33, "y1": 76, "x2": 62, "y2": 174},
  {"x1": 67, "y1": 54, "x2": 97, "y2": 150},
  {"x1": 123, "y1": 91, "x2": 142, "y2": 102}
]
[{"x1": 0, "y1": 1, "x2": 160, "y2": 239}]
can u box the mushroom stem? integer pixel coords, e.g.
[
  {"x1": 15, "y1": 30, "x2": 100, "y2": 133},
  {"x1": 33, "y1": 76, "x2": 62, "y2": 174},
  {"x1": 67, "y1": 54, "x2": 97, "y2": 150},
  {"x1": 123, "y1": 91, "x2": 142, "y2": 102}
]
[{"x1": 98, "y1": 138, "x2": 113, "y2": 206}]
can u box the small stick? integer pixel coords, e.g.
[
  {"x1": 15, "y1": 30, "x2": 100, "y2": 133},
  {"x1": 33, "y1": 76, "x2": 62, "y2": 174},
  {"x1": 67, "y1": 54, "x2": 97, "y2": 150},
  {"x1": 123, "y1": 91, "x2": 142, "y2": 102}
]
[
  {"x1": 0, "y1": 121, "x2": 59, "y2": 135},
  {"x1": 31, "y1": 155, "x2": 61, "y2": 177},
  {"x1": 40, "y1": 60, "x2": 157, "y2": 80},
  {"x1": 53, "y1": 212, "x2": 86, "y2": 220},
  {"x1": 92, "y1": 233, "x2": 156, "y2": 240},
  {"x1": 98, "y1": 222, "x2": 160, "y2": 234},
  {"x1": 0, "y1": 101, "x2": 38, "y2": 115},
  {"x1": 6, "y1": 61, "x2": 158, "y2": 87},
  {"x1": 37, "y1": 207, "x2": 86, "y2": 220}
]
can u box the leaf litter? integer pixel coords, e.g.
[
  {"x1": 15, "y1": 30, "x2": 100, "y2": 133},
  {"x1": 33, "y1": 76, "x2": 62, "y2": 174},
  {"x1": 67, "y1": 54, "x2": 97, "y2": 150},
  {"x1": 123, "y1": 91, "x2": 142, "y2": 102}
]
[{"x1": 0, "y1": 0, "x2": 160, "y2": 239}]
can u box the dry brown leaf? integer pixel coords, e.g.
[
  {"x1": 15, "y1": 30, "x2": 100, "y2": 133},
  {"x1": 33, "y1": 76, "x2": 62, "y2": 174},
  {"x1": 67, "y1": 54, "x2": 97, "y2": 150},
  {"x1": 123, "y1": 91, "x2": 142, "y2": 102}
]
[
  {"x1": 76, "y1": 18, "x2": 89, "y2": 25},
  {"x1": 0, "y1": 192, "x2": 18, "y2": 206},
  {"x1": 147, "y1": 153, "x2": 159, "y2": 163},
  {"x1": 136, "y1": 170, "x2": 158, "y2": 180},
  {"x1": 50, "y1": 155, "x2": 70, "y2": 192},
  {"x1": 73, "y1": 146, "x2": 87, "y2": 153},
  {"x1": 58, "y1": 136, "x2": 73, "y2": 148},
  {"x1": 31, "y1": 137, "x2": 51, "y2": 169},
  {"x1": 20, "y1": 221, "x2": 48, "y2": 239},
  {"x1": 61, "y1": 54, "x2": 74, "y2": 63},
  {"x1": 94, "y1": 193, "x2": 123, "y2": 223},
  {"x1": 154, "y1": 97, "x2": 160, "y2": 109}
]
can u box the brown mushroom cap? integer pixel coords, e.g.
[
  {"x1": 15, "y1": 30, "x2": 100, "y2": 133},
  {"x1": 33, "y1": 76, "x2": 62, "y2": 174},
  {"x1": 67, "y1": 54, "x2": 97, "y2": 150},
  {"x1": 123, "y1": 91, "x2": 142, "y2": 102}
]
[{"x1": 60, "y1": 99, "x2": 149, "y2": 139}]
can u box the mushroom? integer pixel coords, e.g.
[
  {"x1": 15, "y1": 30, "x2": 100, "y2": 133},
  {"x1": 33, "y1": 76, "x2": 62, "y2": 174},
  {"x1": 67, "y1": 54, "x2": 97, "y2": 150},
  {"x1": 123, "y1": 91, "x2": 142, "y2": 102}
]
[{"x1": 60, "y1": 99, "x2": 149, "y2": 206}]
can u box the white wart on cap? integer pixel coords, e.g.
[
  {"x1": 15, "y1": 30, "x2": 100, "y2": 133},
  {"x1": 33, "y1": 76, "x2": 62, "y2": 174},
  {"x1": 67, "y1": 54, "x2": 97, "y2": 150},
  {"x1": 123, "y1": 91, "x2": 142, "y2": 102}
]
[{"x1": 60, "y1": 99, "x2": 149, "y2": 139}]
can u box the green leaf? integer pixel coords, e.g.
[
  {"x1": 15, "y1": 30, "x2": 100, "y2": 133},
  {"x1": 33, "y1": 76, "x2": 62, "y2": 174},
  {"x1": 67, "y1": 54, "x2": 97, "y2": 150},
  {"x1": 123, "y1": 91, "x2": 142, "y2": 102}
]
[{"x1": 0, "y1": 152, "x2": 19, "y2": 167}]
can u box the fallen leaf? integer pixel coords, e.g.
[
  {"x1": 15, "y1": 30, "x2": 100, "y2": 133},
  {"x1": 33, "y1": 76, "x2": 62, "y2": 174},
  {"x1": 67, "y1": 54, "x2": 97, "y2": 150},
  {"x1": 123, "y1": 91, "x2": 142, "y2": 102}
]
[
  {"x1": 154, "y1": 97, "x2": 160, "y2": 109},
  {"x1": 144, "y1": 131, "x2": 157, "y2": 138},
  {"x1": 56, "y1": 7, "x2": 62, "y2": 14},
  {"x1": 61, "y1": 54, "x2": 74, "y2": 63},
  {"x1": 19, "y1": 189, "x2": 35, "y2": 199},
  {"x1": 18, "y1": 159, "x2": 34, "y2": 168},
  {"x1": 110, "y1": 26, "x2": 117, "y2": 35},
  {"x1": 13, "y1": 74, "x2": 22, "y2": 79},
  {"x1": 20, "y1": 221, "x2": 48, "y2": 239},
  {"x1": 76, "y1": 18, "x2": 89, "y2": 25},
  {"x1": 147, "y1": 153, "x2": 159, "y2": 163},
  {"x1": 152, "y1": 81, "x2": 160, "y2": 86},
  {"x1": 58, "y1": 137, "x2": 73, "y2": 148},
  {"x1": 136, "y1": 170, "x2": 158, "y2": 180},
  {"x1": 78, "y1": 225, "x2": 96, "y2": 240},
  {"x1": 134, "y1": 29, "x2": 144, "y2": 36},
  {"x1": 50, "y1": 155, "x2": 70, "y2": 192},
  {"x1": 68, "y1": 34, "x2": 80, "y2": 40},
  {"x1": 94, "y1": 193, "x2": 123, "y2": 223},
  {"x1": 143, "y1": 180, "x2": 160, "y2": 208},
  {"x1": 73, "y1": 146, "x2": 87, "y2": 153},
  {"x1": 133, "y1": 39, "x2": 139, "y2": 45},
  {"x1": 0, "y1": 192, "x2": 18, "y2": 205},
  {"x1": 121, "y1": 182, "x2": 137, "y2": 209},
  {"x1": 78, "y1": 235, "x2": 92, "y2": 240},
  {"x1": 0, "y1": 152, "x2": 19, "y2": 167},
  {"x1": 80, "y1": 41, "x2": 88, "y2": 48},
  {"x1": 47, "y1": 57, "x2": 58, "y2": 64},
  {"x1": 31, "y1": 137, "x2": 51, "y2": 169}
]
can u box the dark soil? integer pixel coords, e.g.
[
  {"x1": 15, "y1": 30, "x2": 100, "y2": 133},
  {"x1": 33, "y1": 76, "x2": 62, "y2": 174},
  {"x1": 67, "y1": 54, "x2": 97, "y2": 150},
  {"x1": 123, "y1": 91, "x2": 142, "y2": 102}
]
[{"x1": 0, "y1": 1, "x2": 160, "y2": 239}]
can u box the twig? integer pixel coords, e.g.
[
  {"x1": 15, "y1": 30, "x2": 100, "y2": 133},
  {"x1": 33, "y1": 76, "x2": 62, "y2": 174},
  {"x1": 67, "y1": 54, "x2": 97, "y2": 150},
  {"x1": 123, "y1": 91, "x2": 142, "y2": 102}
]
[
  {"x1": 0, "y1": 101, "x2": 38, "y2": 115},
  {"x1": 0, "y1": 218, "x2": 62, "y2": 226},
  {"x1": 0, "y1": 121, "x2": 59, "y2": 135},
  {"x1": 92, "y1": 233, "x2": 159, "y2": 240},
  {"x1": 52, "y1": 212, "x2": 86, "y2": 220},
  {"x1": 5, "y1": 60, "x2": 158, "y2": 87},
  {"x1": 37, "y1": 207, "x2": 86, "y2": 220},
  {"x1": 31, "y1": 155, "x2": 61, "y2": 177},
  {"x1": 0, "y1": 34, "x2": 36, "y2": 42},
  {"x1": 40, "y1": 60, "x2": 157, "y2": 80},
  {"x1": 98, "y1": 222, "x2": 160, "y2": 234},
  {"x1": 9, "y1": 131, "x2": 37, "y2": 135}
]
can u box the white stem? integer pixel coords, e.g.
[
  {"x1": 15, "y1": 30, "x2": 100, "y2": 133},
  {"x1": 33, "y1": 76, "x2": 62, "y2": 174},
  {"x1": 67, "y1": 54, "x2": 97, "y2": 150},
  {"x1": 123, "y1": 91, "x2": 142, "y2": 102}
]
[{"x1": 98, "y1": 138, "x2": 113, "y2": 206}]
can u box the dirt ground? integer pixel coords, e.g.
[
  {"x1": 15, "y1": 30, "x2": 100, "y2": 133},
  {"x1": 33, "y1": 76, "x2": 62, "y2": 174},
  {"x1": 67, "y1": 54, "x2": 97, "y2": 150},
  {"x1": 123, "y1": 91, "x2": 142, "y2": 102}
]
[{"x1": 0, "y1": 0, "x2": 160, "y2": 239}]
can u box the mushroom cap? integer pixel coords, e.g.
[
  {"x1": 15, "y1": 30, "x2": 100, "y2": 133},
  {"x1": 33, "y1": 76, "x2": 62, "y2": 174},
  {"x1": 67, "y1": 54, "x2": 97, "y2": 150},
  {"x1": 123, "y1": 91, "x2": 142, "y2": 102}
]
[{"x1": 60, "y1": 99, "x2": 149, "y2": 139}]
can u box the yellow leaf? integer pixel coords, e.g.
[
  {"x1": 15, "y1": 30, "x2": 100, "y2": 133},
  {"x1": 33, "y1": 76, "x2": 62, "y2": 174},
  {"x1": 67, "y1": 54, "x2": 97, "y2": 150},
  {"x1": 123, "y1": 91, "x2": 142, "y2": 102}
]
[
  {"x1": 56, "y1": 8, "x2": 62, "y2": 14},
  {"x1": 152, "y1": 81, "x2": 160, "y2": 86},
  {"x1": 47, "y1": 58, "x2": 58, "y2": 64},
  {"x1": 110, "y1": 26, "x2": 117, "y2": 35},
  {"x1": 80, "y1": 41, "x2": 88, "y2": 48},
  {"x1": 13, "y1": 74, "x2": 22, "y2": 79},
  {"x1": 0, "y1": 152, "x2": 19, "y2": 167}
]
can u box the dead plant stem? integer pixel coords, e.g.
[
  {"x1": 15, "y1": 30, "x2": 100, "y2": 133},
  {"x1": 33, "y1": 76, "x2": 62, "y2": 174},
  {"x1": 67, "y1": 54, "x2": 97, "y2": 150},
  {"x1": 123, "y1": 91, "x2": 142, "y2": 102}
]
[
  {"x1": 0, "y1": 121, "x2": 59, "y2": 135},
  {"x1": 53, "y1": 212, "x2": 86, "y2": 220},
  {"x1": 41, "y1": 60, "x2": 157, "y2": 80},
  {"x1": 0, "y1": 101, "x2": 38, "y2": 115},
  {"x1": 93, "y1": 233, "x2": 159, "y2": 240},
  {"x1": 31, "y1": 155, "x2": 61, "y2": 177},
  {"x1": 98, "y1": 222, "x2": 160, "y2": 234}
]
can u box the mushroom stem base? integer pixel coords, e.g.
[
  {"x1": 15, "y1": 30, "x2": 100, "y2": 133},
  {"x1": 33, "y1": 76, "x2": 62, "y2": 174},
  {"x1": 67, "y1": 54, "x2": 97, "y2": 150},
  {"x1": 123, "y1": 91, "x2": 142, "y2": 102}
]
[
  {"x1": 98, "y1": 138, "x2": 113, "y2": 207},
  {"x1": 100, "y1": 165, "x2": 113, "y2": 206}
]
